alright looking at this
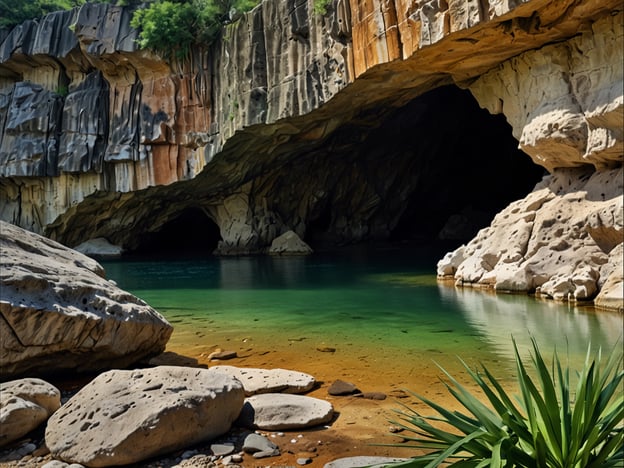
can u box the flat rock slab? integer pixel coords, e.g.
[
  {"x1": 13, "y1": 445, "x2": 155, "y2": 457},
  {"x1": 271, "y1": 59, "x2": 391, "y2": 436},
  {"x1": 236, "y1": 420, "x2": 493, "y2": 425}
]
[
  {"x1": 210, "y1": 366, "x2": 316, "y2": 396},
  {"x1": 0, "y1": 378, "x2": 60, "y2": 447},
  {"x1": 45, "y1": 366, "x2": 245, "y2": 466},
  {"x1": 324, "y1": 456, "x2": 408, "y2": 468},
  {"x1": 237, "y1": 393, "x2": 333, "y2": 430}
]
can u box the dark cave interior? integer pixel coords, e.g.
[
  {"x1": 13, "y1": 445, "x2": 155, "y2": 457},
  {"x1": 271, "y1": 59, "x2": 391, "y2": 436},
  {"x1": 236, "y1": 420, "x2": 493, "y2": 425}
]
[{"x1": 133, "y1": 85, "x2": 545, "y2": 255}]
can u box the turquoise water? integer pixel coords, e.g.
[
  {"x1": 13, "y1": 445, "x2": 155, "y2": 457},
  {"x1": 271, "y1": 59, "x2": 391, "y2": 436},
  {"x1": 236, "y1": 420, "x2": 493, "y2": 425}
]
[{"x1": 101, "y1": 246, "x2": 622, "y2": 382}]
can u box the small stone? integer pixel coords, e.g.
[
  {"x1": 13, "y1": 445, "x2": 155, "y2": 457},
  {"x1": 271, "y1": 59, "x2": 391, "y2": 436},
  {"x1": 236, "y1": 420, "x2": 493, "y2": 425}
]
[
  {"x1": 252, "y1": 449, "x2": 279, "y2": 458},
  {"x1": 316, "y1": 346, "x2": 336, "y2": 353},
  {"x1": 181, "y1": 450, "x2": 197, "y2": 459},
  {"x1": 17, "y1": 443, "x2": 37, "y2": 456},
  {"x1": 208, "y1": 350, "x2": 238, "y2": 360},
  {"x1": 327, "y1": 380, "x2": 359, "y2": 396},
  {"x1": 231, "y1": 454, "x2": 243, "y2": 463},
  {"x1": 211, "y1": 442, "x2": 235, "y2": 457},
  {"x1": 355, "y1": 392, "x2": 387, "y2": 400},
  {"x1": 243, "y1": 433, "x2": 278, "y2": 454},
  {"x1": 41, "y1": 462, "x2": 69, "y2": 468},
  {"x1": 297, "y1": 457, "x2": 312, "y2": 465}
]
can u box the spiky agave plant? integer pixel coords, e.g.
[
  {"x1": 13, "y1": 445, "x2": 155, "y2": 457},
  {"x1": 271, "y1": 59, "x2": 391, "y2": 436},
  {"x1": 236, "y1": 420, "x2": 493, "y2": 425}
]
[{"x1": 387, "y1": 338, "x2": 623, "y2": 467}]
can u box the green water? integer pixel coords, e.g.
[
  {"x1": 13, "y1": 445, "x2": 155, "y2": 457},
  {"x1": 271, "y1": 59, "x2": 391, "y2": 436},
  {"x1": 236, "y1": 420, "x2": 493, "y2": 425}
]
[{"x1": 101, "y1": 246, "x2": 622, "y2": 380}]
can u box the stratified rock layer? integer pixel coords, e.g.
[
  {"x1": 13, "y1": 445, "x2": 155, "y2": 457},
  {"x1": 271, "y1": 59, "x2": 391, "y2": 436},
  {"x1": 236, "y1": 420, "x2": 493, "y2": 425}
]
[
  {"x1": 0, "y1": 221, "x2": 173, "y2": 379},
  {"x1": 0, "y1": 0, "x2": 622, "y2": 309}
]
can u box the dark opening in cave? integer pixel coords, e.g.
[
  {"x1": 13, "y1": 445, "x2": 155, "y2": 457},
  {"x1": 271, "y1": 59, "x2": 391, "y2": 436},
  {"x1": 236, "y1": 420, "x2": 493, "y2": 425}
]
[
  {"x1": 302, "y1": 85, "x2": 546, "y2": 250},
  {"x1": 134, "y1": 207, "x2": 222, "y2": 255}
]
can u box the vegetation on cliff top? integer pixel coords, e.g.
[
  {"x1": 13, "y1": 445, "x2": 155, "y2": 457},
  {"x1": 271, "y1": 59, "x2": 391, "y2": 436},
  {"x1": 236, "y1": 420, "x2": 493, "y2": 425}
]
[
  {"x1": 1, "y1": 0, "x2": 259, "y2": 59},
  {"x1": 130, "y1": 0, "x2": 259, "y2": 59},
  {"x1": 0, "y1": 0, "x2": 83, "y2": 28}
]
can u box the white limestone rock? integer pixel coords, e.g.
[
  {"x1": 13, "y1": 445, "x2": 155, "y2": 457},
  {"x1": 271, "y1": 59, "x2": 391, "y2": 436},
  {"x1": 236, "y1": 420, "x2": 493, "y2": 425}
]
[
  {"x1": 73, "y1": 238, "x2": 123, "y2": 258},
  {"x1": 237, "y1": 393, "x2": 334, "y2": 430},
  {"x1": 595, "y1": 243, "x2": 624, "y2": 311},
  {"x1": 438, "y1": 167, "x2": 623, "y2": 308},
  {"x1": 0, "y1": 378, "x2": 61, "y2": 446},
  {"x1": 468, "y1": 12, "x2": 623, "y2": 172},
  {"x1": 210, "y1": 366, "x2": 316, "y2": 396},
  {"x1": 45, "y1": 366, "x2": 245, "y2": 466},
  {"x1": 268, "y1": 230, "x2": 313, "y2": 255},
  {"x1": 0, "y1": 221, "x2": 173, "y2": 378}
]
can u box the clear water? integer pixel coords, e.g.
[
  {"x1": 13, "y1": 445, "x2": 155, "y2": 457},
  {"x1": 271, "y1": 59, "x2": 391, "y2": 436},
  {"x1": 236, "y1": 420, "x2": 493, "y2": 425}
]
[{"x1": 101, "y1": 246, "x2": 622, "y2": 386}]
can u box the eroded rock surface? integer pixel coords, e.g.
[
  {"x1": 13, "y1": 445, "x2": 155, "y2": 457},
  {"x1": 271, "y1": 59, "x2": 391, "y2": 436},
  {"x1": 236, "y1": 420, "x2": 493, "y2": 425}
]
[
  {"x1": 45, "y1": 366, "x2": 245, "y2": 466},
  {"x1": 0, "y1": 378, "x2": 61, "y2": 447},
  {"x1": 210, "y1": 365, "x2": 316, "y2": 396},
  {"x1": 438, "y1": 167, "x2": 623, "y2": 303},
  {"x1": 0, "y1": 221, "x2": 172, "y2": 379}
]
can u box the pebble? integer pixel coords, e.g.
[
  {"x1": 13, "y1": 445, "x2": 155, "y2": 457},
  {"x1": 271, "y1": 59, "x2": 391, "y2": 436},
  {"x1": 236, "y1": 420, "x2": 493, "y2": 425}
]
[
  {"x1": 297, "y1": 457, "x2": 312, "y2": 465},
  {"x1": 211, "y1": 442, "x2": 235, "y2": 457}
]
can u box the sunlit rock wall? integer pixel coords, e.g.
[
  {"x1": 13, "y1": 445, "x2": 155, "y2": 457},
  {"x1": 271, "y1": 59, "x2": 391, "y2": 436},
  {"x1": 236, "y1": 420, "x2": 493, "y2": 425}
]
[{"x1": 438, "y1": 12, "x2": 623, "y2": 309}]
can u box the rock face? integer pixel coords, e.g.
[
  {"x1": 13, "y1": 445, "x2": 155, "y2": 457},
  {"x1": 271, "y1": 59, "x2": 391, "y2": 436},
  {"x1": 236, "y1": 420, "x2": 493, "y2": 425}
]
[
  {"x1": 0, "y1": 221, "x2": 173, "y2": 379},
  {"x1": 45, "y1": 366, "x2": 245, "y2": 466},
  {"x1": 0, "y1": 378, "x2": 61, "y2": 446},
  {"x1": 437, "y1": 10, "x2": 623, "y2": 305},
  {"x1": 438, "y1": 167, "x2": 623, "y2": 302},
  {"x1": 0, "y1": 0, "x2": 622, "y2": 308}
]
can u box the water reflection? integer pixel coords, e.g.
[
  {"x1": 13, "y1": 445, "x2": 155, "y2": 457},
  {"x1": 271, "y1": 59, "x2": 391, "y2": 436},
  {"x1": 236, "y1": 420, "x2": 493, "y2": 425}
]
[{"x1": 437, "y1": 283, "x2": 622, "y2": 365}]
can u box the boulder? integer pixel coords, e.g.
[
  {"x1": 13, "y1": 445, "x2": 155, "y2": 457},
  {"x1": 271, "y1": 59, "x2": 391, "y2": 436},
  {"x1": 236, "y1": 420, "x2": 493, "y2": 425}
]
[
  {"x1": 45, "y1": 366, "x2": 245, "y2": 466},
  {"x1": 72, "y1": 237, "x2": 123, "y2": 258},
  {"x1": 268, "y1": 231, "x2": 313, "y2": 255},
  {"x1": 210, "y1": 365, "x2": 316, "y2": 396},
  {"x1": 595, "y1": 243, "x2": 624, "y2": 312},
  {"x1": 237, "y1": 393, "x2": 333, "y2": 430},
  {"x1": 438, "y1": 167, "x2": 624, "y2": 308},
  {"x1": 0, "y1": 221, "x2": 172, "y2": 379},
  {"x1": 0, "y1": 378, "x2": 60, "y2": 446}
]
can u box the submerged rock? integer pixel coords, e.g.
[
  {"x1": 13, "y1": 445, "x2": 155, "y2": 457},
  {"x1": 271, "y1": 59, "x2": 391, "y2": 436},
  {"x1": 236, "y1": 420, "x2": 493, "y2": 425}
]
[
  {"x1": 0, "y1": 221, "x2": 172, "y2": 379},
  {"x1": 45, "y1": 366, "x2": 245, "y2": 466}
]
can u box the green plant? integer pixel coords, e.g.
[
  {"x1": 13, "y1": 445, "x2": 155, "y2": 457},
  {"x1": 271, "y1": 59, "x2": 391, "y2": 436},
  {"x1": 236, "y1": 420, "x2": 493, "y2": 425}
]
[
  {"x1": 130, "y1": 0, "x2": 260, "y2": 60},
  {"x1": 313, "y1": 0, "x2": 331, "y2": 15},
  {"x1": 387, "y1": 339, "x2": 624, "y2": 467}
]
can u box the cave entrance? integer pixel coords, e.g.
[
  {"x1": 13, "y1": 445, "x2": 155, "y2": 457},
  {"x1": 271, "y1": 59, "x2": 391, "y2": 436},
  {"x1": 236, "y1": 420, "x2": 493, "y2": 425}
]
[
  {"x1": 134, "y1": 207, "x2": 222, "y2": 255},
  {"x1": 300, "y1": 85, "x2": 545, "y2": 251}
]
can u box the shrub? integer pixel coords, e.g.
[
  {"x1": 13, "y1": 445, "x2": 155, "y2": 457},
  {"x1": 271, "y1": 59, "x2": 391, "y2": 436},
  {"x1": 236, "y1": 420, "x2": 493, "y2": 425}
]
[
  {"x1": 313, "y1": 0, "x2": 331, "y2": 15},
  {"x1": 387, "y1": 338, "x2": 624, "y2": 467},
  {"x1": 130, "y1": 0, "x2": 260, "y2": 60}
]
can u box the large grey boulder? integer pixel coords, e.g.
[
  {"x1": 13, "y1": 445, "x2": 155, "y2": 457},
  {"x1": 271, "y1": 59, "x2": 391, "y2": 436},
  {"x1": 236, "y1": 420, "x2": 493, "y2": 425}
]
[
  {"x1": 0, "y1": 378, "x2": 61, "y2": 446},
  {"x1": 209, "y1": 365, "x2": 316, "y2": 396},
  {"x1": 0, "y1": 221, "x2": 172, "y2": 379},
  {"x1": 237, "y1": 393, "x2": 334, "y2": 430},
  {"x1": 45, "y1": 366, "x2": 245, "y2": 466}
]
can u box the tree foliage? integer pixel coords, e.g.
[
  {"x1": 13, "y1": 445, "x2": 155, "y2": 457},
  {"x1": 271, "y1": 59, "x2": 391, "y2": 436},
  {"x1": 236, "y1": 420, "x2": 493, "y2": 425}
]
[
  {"x1": 0, "y1": 0, "x2": 84, "y2": 29},
  {"x1": 130, "y1": 0, "x2": 260, "y2": 60}
]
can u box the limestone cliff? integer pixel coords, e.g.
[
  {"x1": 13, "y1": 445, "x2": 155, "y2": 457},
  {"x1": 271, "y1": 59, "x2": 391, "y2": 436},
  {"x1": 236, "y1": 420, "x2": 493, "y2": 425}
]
[{"x1": 0, "y1": 0, "x2": 622, "y2": 308}]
